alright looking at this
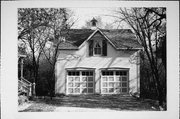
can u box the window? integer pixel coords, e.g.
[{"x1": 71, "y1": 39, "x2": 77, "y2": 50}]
[
  {"x1": 102, "y1": 71, "x2": 113, "y2": 76},
  {"x1": 94, "y1": 41, "x2": 102, "y2": 55},
  {"x1": 68, "y1": 71, "x2": 80, "y2": 76},
  {"x1": 89, "y1": 39, "x2": 107, "y2": 56}
]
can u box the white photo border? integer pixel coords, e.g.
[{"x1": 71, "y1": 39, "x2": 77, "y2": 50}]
[{"x1": 1, "y1": 1, "x2": 179, "y2": 119}]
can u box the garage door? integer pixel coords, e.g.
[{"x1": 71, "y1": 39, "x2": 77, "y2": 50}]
[
  {"x1": 101, "y1": 70, "x2": 128, "y2": 94},
  {"x1": 67, "y1": 70, "x2": 94, "y2": 94}
]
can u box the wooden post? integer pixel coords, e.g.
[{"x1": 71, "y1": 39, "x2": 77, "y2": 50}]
[
  {"x1": 29, "y1": 84, "x2": 32, "y2": 96},
  {"x1": 33, "y1": 82, "x2": 36, "y2": 96}
]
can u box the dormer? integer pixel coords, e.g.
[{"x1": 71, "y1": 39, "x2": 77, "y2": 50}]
[{"x1": 88, "y1": 31, "x2": 107, "y2": 57}]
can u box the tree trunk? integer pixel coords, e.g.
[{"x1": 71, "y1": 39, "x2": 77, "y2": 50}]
[
  {"x1": 150, "y1": 64, "x2": 165, "y2": 110},
  {"x1": 50, "y1": 68, "x2": 55, "y2": 100},
  {"x1": 154, "y1": 73, "x2": 164, "y2": 108},
  {"x1": 32, "y1": 52, "x2": 39, "y2": 96},
  {"x1": 145, "y1": 49, "x2": 165, "y2": 108}
]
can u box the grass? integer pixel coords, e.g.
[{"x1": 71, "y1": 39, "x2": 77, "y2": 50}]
[{"x1": 19, "y1": 94, "x2": 160, "y2": 112}]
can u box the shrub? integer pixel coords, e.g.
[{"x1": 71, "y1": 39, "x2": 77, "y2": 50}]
[{"x1": 18, "y1": 95, "x2": 28, "y2": 105}]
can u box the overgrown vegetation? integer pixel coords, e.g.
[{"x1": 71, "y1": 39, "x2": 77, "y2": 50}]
[{"x1": 140, "y1": 51, "x2": 166, "y2": 108}]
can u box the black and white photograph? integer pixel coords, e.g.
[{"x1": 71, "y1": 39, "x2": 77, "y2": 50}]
[
  {"x1": 1, "y1": 1, "x2": 179, "y2": 119},
  {"x1": 17, "y1": 7, "x2": 167, "y2": 112}
]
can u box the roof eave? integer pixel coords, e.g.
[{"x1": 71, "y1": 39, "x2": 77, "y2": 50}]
[
  {"x1": 58, "y1": 48, "x2": 79, "y2": 50},
  {"x1": 117, "y1": 47, "x2": 143, "y2": 50}
]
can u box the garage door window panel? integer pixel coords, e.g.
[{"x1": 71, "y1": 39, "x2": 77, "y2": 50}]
[
  {"x1": 122, "y1": 88, "x2": 127, "y2": 92},
  {"x1": 122, "y1": 77, "x2": 127, "y2": 81},
  {"x1": 88, "y1": 83, "x2": 93, "y2": 87},
  {"x1": 109, "y1": 88, "x2": 114, "y2": 93},
  {"x1": 88, "y1": 77, "x2": 93, "y2": 81},
  {"x1": 69, "y1": 77, "x2": 74, "y2": 81},
  {"x1": 74, "y1": 83, "x2": 80, "y2": 87},
  {"x1": 102, "y1": 77, "x2": 108, "y2": 81},
  {"x1": 82, "y1": 83, "x2": 87, "y2": 87},
  {"x1": 68, "y1": 82, "x2": 73, "y2": 87},
  {"x1": 103, "y1": 82, "x2": 108, "y2": 87},
  {"x1": 75, "y1": 77, "x2": 80, "y2": 81},
  {"x1": 109, "y1": 77, "x2": 114, "y2": 81},
  {"x1": 82, "y1": 88, "x2": 87, "y2": 93},
  {"x1": 116, "y1": 77, "x2": 121, "y2": 81},
  {"x1": 102, "y1": 88, "x2": 108, "y2": 93},
  {"x1": 88, "y1": 88, "x2": 93, "y2": 93},
  {"x1": 75, "y1": 88, "x2": 80, "y2": 93},
  {"x1": 122, "y1": 82, "x2": 127, "y2": 87},
  {"x1": 82, "y1": 77, "x2": 87, "y2": 81}
]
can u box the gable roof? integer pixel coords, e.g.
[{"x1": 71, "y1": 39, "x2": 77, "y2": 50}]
[
  {"x1": 58, "y1": 29, "x2": 94, "y2": 50},
  {"x1": 58, "y1": 28, "x2": 142, "y2": 50}
]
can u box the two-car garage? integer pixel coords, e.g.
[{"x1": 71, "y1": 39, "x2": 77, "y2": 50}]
[{"x1": 66, "y1": 69, "x2": 129, "y2": 95}]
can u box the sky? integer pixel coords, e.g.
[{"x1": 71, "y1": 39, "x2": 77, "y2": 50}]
[{"x1": 69, "y1": 7, "x2": 129, "y2": 29}]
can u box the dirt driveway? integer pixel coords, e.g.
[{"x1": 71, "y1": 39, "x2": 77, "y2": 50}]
[{"x1": 19, "y1": 94, "x2": 159, "y2": 112}]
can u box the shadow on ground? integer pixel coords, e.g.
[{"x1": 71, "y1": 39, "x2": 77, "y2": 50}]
[{"x1": 20, "y1": 94, "x2": 159, "y2": 112}]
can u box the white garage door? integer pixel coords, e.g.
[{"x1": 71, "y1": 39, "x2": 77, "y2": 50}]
[
  {"x1": 101, "y1": 70, "x2": 128, "y2": 94},
  {"x1": 67, "y1": 70, "x2": 94, "y2": 94}
]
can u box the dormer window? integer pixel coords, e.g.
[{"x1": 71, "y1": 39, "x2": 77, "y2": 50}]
[
  {"x1": 89, "y1": 39, "x2": 107, "y2": 56},
  {"x1": 94, "y1": 41, "x2": 102, "y2": 55}
]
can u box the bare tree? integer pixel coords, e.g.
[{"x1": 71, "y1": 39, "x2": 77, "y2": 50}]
[
  {"x1": 114, "y1": 8, "x2": 166, "y2": 109},
  {"x1": 38, "y1": 8, "x2": 75, "y2": 98},
  {"x1": 18, "y1": 8, "x2": 51, "y2": 88}
]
